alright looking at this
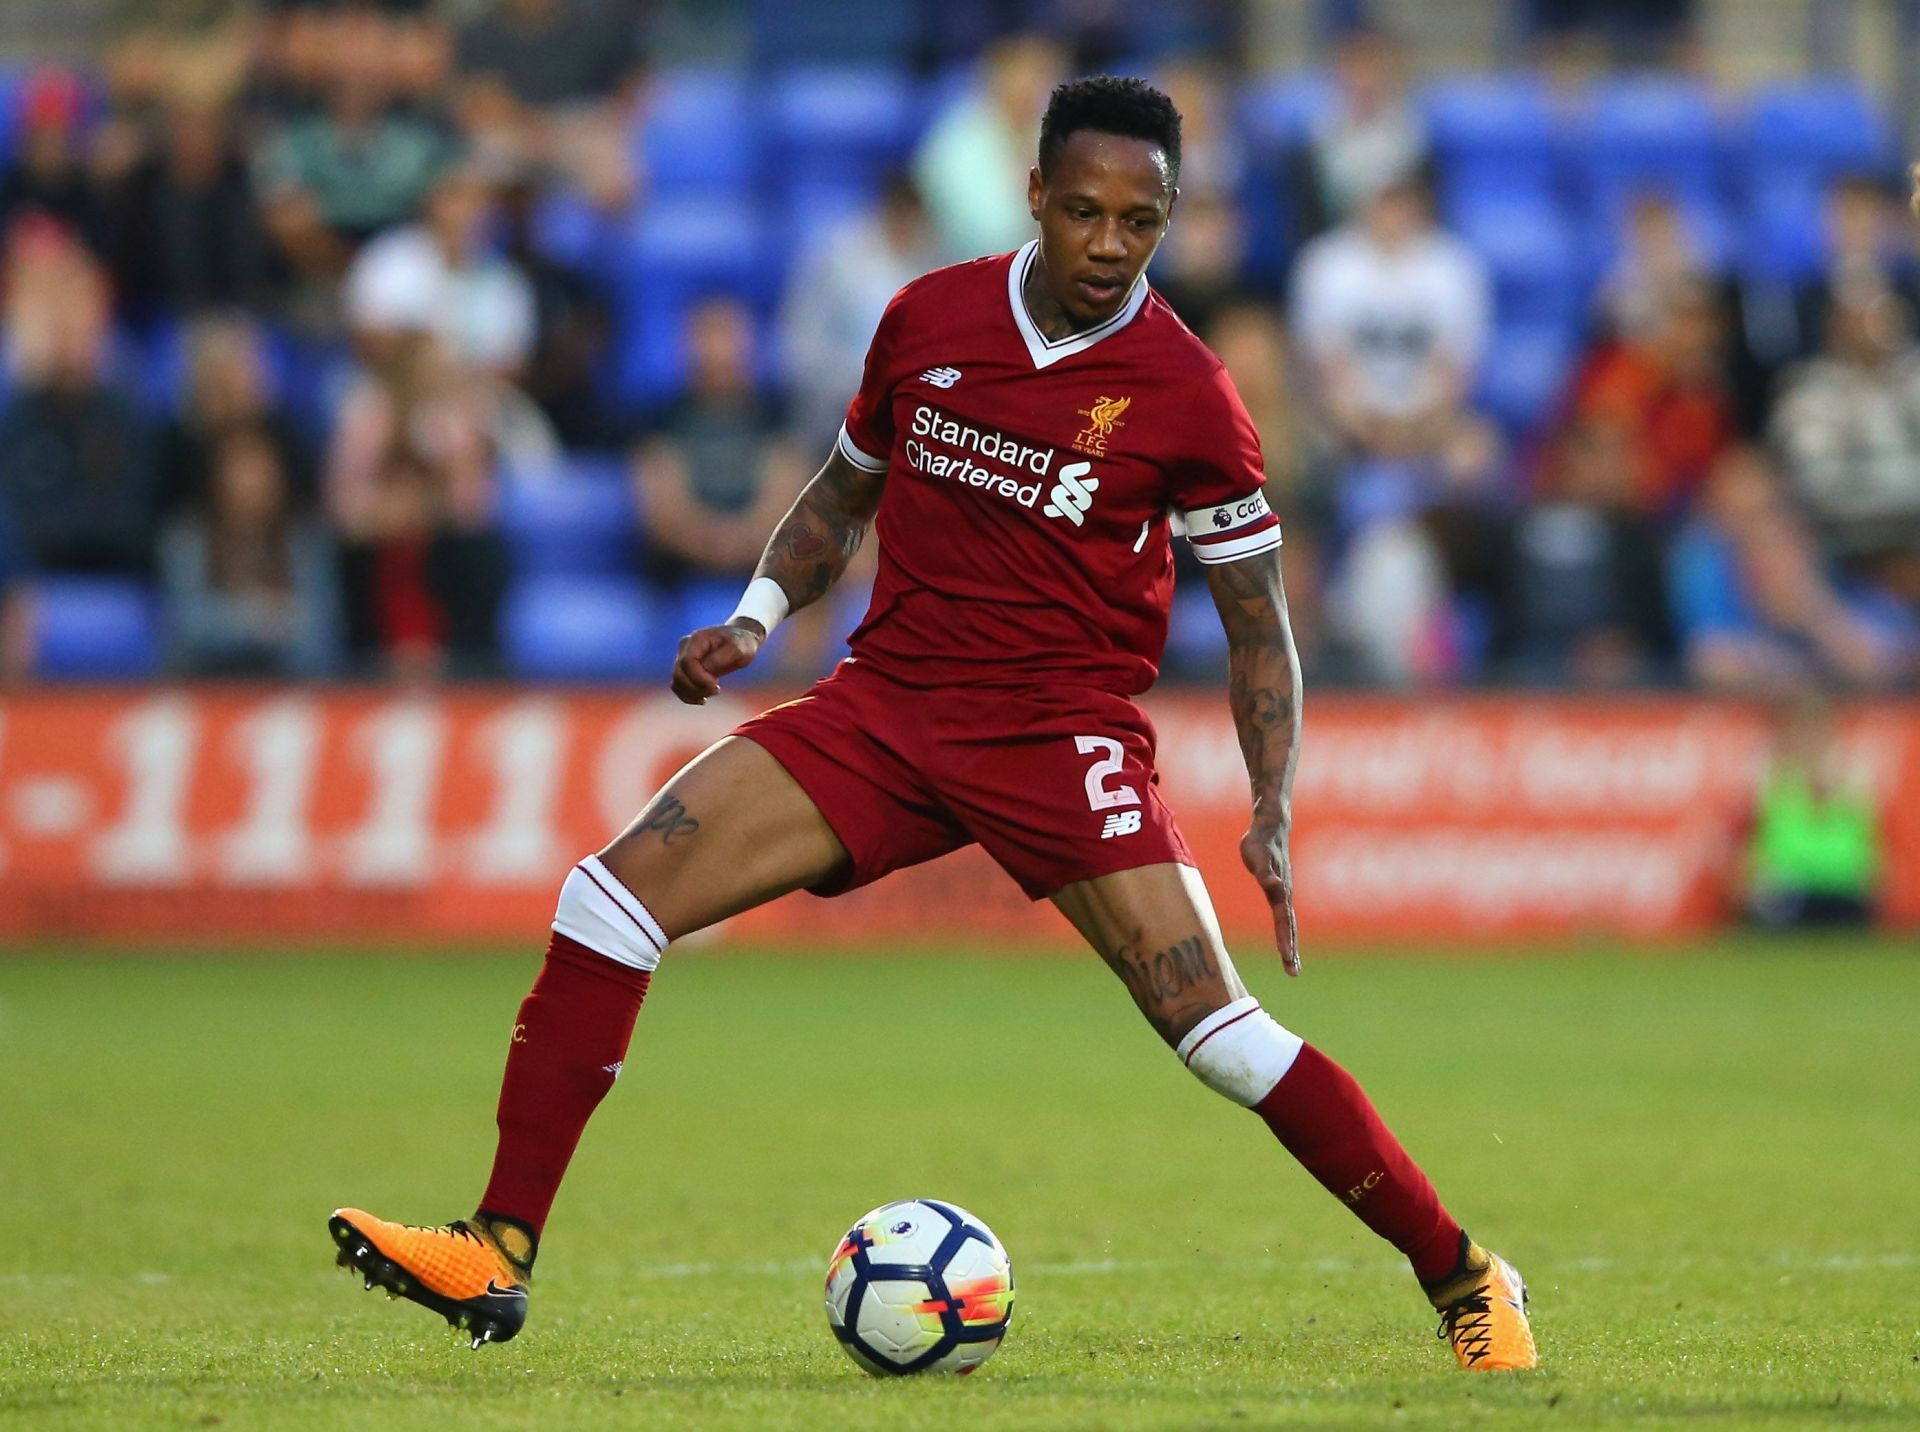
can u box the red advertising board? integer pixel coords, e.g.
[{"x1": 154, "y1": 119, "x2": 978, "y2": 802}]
[{"x1": 0, "y1": 688, "x2": 1912, "y2": 946}]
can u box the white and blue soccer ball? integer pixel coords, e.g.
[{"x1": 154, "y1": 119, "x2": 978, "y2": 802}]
[{"x1": 823, "y1": 1198, "x2": 1015, "y2": 1375}]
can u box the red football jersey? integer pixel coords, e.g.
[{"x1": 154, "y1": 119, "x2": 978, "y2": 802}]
[{"x1": 837, "y1": 241, "x2": 1280, "y2": 694}]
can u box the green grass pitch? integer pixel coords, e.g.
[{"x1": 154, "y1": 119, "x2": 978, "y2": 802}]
[{"x1": 1, "y1": 938, "x2": 1916, "y2": 1429}]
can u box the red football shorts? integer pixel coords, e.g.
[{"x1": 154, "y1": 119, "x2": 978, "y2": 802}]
[{"x1": 734, "y1": 659, "x2": 1194, "y2": 900}]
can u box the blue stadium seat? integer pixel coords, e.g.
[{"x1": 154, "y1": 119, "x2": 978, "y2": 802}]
[
  {"x1": 767, "y1": 66, "x2": 919, "y2": 183},
  {"x1": 1240, "y1": 72, "x2": 1333, "y2": 155},
  {"x1": 1163, "y1": 581, "x2": 1226, "y2": 675},
  {"x1": 1746, "y1": 80, "x2": 1894, "y2": 183},
  {"x1": 1581, "y1": 77, "x2": 1725, "y2": 208},
  {"x1": 500, "y1": 573, "x2": 671, "y2": 682},
  {"x1": 1447, "y1": 190, "x2": 1586, "y2": 324},
  {"x1": 531, "y1": 188, "x2": 619, "y2": 279},
  {"x1": 1475, "y1": 323, "x2": 1580, "y2": 438},
  {"x1": 33, "y1": 577, "x2": 161, "y2": 680},
  {"x1": 0, "y1": 67, "x2": 24, "y2": 167},
  {"x1": 617, "y1": 195, "x2": 775, "y2": 301},
  {"x1": 1424, "y1": 76, "x2": 1558, "y2": 195},
  {"x1": 1742, "y1": 178, "x2": 1830, "y2": 281},
  {"x1": 747, "y1": 0, "x2": 919, "y2": 62},
  {"x1": 635, "y1": 66, "x2": 758, "y2": 197},
  {"x1": 497, "y1": 459, "x2": 639, "y2": 577}
]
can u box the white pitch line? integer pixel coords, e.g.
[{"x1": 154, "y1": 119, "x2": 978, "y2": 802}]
[{"x1": 3, "y1": 1251, "x2": 1914, "y2": 1290}]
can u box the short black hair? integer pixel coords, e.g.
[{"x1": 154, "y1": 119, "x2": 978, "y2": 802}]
[{"x1": 1038, "y1": 75, "x2": 1182, "y2": 185}]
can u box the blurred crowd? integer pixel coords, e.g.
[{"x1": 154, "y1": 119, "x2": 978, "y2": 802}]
[{"x1": 0, "y1": 0, "x2": 1914, "y2": 699}]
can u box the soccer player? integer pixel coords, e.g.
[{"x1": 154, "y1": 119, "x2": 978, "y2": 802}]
[{"x1": 329, "y1": 77, "x2": 1537, "y2": 1372}]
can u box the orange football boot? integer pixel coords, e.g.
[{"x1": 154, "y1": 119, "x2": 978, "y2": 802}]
[
  {"x1": 1432, "y1": 1247, "x2": 1537, "y2": 1371},
  {"x1": 328, "y1": 1208, "x2": 530, "y2": 1349}
]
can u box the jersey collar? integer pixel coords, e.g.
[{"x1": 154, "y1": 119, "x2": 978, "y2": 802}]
[{"x1": 1006, "y1": 239, "x2": 1149, "y2": 370}]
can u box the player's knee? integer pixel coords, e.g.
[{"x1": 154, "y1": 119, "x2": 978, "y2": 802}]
[
  {"x1": 1175, "y1": 998, "x2": 1303, "y2": 1106},
  {"x1": 551, "y1": 855, "x2": 669, "y2": 973}
]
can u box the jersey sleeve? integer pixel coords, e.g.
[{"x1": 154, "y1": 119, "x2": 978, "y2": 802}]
[
  {"x1": 836, "y1": 284, "x2": 911, "y2": 474},
  {"x1": 1172, "y1": 364, "x2": 1282, "y2": 566}
]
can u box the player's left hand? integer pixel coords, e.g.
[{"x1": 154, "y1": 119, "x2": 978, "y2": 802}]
[{"x1": 1239, "y1": 821, "x2": 1300, "y2": 977}]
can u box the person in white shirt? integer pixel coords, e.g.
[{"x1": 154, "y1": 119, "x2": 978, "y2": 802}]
[
  {"x1": 1292, "y1": 176, "x2": 1492, "y2": 465},
  {"x1": 1291, "y1": 177, "x2": 1499, "y2": 687},
  {"x1": 345, "y1": 159, "x2": 537, "y2": 381},
  {"x1": 778, "y1": 174, "x2": 940, "y2": 450}
]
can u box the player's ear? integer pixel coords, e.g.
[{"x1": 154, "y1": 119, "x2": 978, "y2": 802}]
[{"x1": 1028, "y1": 165, "x2": 1043, "y2": 222}]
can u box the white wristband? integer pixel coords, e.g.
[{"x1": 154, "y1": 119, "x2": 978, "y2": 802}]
[{"x1": 728, "y1": 577, "x2": 789, "y2": 637}]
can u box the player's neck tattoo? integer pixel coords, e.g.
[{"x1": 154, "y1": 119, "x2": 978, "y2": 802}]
[{"x1": 1021, "y1": 256, "x2": 1084, "y2": 342}]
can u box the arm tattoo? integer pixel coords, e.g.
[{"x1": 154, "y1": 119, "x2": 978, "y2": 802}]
[
  {"x1": 754, "y1": 451, "x2": 885, "y2": 616},
  {"x1": 1204, "y1": 549, "x2": 1303, "y2": 824}
]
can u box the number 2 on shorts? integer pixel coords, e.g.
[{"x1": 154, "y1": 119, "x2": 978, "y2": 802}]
[{"x1": 1075, "y1": 736, "x2": 1141, "y2": 811}]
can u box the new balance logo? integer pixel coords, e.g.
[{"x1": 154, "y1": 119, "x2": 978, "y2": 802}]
[
  {"x1": 603, "y1": 1061, "x2": 623, "y2": 1078},
  {"x1": 1043, "y1": 461, "x2": 1098, "y2": 526},
  {"x1": 1100, "y1": 810, "x2": 1143, "y2": 839},
  {"x1": 920, "y1": 366, "x2": 962, "y2": 388}
]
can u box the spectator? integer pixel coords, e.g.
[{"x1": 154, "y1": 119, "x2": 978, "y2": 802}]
[
  {"x1": 0, "y1": 227, "x2": 160, "y2": 575},
  {"x1": 1597, "y1": 191, "x2": 1711, "y2": 343},
  {"x1": 345, "y1": 160, "x2": 537, "y2": 382},
  {"x1": 1291, "y1": 176, "x2": 1493, "y2": 482},
  {"x1": 914, "y1": 34, "x2": 1065, "y2": 262},
  {"x1": 1739, "y1": 695, "x2": 1883, "y2": 929},
  {"x1": 255, "y1": 66, "x2": 454, "y2": 287},
  {"x1": 497, "y1": 171, "x2": 621, "y2": 451},
  {"x1": 103, "y1": 0, "x2": 253, "y2": 120},
  {"x1": 1560, "y1": 277, "x2": 1736, "y2": 518},
  {"x1": 158, "y1": 313, "x2": 313, "y2": 516},
  {"x1": 779, "y1": 174, "x2": 939, "y2": 451},
  {"x1": 1770, "y1": 281, "x2": 1920, "y2": 567},
  {"x1": 1489, "y1": 416, "x2": 1672, "y2": 685},
  {"x1": 160, "y1": 424, "x2": 342, "y2": 677},
  {"x1": 0, "y1": 495, "x2": 36, "y2": 682},
  {"x1": 636, "y1": 299, "x2": 807, "y2": 587},
  {"x1": 102, "y1": 87, "x2": 267, "y2": 319},
  {"x1": 0, "y1": 70, "x2": 101, "y2": 250},
  {"x1": 1151, "y1": 189, "x2": 1256, "y2": 339},
  {"x1": 1202, "y1": 302, "x2": 1329, "y2": 671},
  {"x1": 343, "y1": 160, "x2": 558, "y2": 470},
  {"x1": 1292, "y1": 23, "x2": 1430, "y2": 238},
  {"x1": 454, "y1": 0, "x2": 644, "y2": 209},
  {"x1": 1668, "y1": 448, "x2": 1916, "y2": 692},
  {"x1": 326, "y1": 333, "x2": 508, "y2": 678}
]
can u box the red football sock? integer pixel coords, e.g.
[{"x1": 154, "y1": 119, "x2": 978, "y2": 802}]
[
  {"x1": 1253, "y1": 1044, "x2": 1464, "y2": 1284},
  {"x1": 478, "y1": 932, "x2": 651, "y2": 1238}
]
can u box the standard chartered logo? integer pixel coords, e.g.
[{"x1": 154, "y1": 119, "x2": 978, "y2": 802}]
[
  {"x1": 905, "y1": 405, "x2": 1101, "y2": 529},
  {"x1": 1043, "y1": 461, "x2": 1098, "y2": 526}
]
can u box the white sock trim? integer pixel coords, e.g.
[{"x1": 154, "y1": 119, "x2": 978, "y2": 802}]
[
  {"x1": 551, "y1": 856, "x2": 668, "y2": 972},
  {"x1": 1177, "y1": 997, "x2": 1304, "y2": 1107}
]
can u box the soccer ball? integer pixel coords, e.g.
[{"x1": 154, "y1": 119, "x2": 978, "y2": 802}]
[{"x1": 823, "y1": 1198, "x2": 1015, "y2": 1375}]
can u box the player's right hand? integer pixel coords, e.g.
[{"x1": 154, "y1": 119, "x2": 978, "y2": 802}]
[{"x1": 672, "y1": 622, "x2": 764, "y2": 704}]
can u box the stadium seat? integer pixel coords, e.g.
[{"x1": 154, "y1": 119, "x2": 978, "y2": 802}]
[
  {"x1": 1240, "y1": 72, "x2": 1334, "y2": 155},
  {"x1": 635, "y1": 66, "x2": 757, "y2": 197},
  {"x1": 1745, "y1": 80, "x2": 1894, "y2": 184},
  {"x1": 497, "y1": 459, "x2": 639, "y2": 578},
  {"x1": 1163, "y1": 581, "x2": 1226, "y2": 676},
  {"x1": 747, "y1": 0, "x2": 919, "y2": 62},
  {"x1": 766, "y1": 66, "x2": 920, "y2": 185},
  {"x1": 1423, "y1": 75, "x2": 1559, "y2": 195},
  {"x1": 1580, "y1": 77, "x2": 1726, "y2": 210},
  {"x1": 32, "y1": 576, "x2": 162, "y2": 680},
  {"x1": 1742, "y1": 178, "x2": 1831, "y2": 281},
  {"x1": 1447, "y1": 190, "x2": 1586, "y2": 325},
  {"x1": 1475, "y1": 323, "x2": 1580, "y2": 439},
  {"x1": 500, "y1": 573, "x2": 672, "y2": 683}
]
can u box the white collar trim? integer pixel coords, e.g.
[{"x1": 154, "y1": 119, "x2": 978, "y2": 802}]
[{"x1": 1006, "y1": 239, "x2": 1149, "y2": 370}]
